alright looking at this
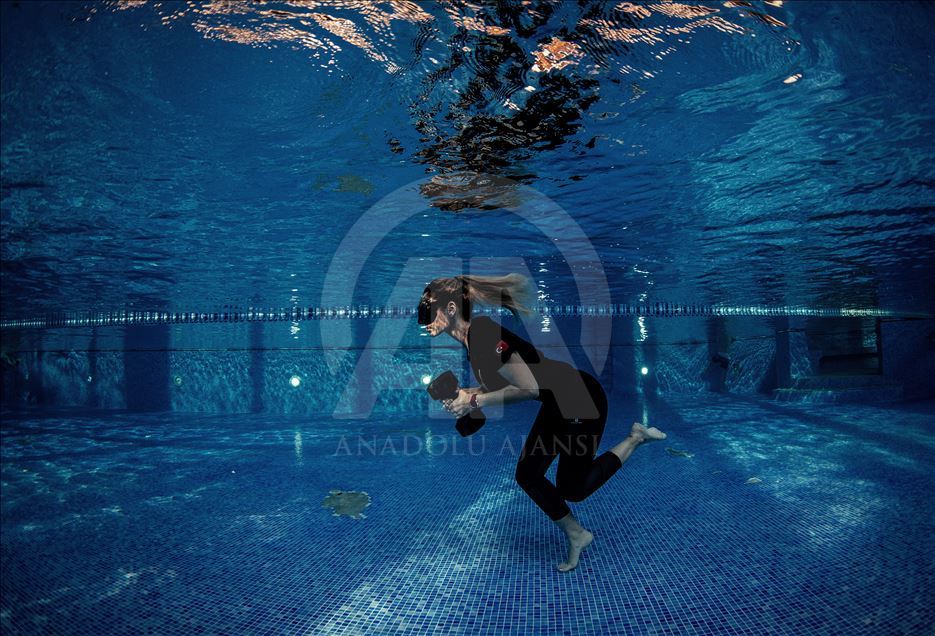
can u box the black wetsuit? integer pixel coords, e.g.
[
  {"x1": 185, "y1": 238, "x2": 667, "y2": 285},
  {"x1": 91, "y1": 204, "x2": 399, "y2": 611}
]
[{"x1": 467, "y1": 316, "x2": 623, "y2": 521}]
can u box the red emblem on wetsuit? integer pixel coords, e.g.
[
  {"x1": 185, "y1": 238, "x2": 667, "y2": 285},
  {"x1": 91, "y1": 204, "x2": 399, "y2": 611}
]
[{"x1": 495, "y1": 339, "x2": 509, "y2": 354}]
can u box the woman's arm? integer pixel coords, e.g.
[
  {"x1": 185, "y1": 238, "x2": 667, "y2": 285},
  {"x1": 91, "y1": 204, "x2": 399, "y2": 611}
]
[
  {"x1": 475, "y1": 354, "x2": 539, "y2": 408},
  {"x1": 448, "y1": 384, "x2": 530, "y2": 416},
  {"x1": 442, "y1": 386, "x2": 484, "y2": 414},
  {"x1": 474, "y1": 385, "x2": 535, "y2": 409},
  {"x1": 447, "y1": 357, "x2": 539, "y2": 416}
]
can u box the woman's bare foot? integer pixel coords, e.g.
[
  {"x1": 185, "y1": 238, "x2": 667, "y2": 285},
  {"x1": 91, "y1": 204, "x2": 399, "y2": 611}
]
[
  {"x1": 610, "y1": 422, "x2": 667, "y2": 464},
  {"x1": 558, "y1": 527, "x2": 593, "y2": 572},
  {"x1": 630, "y1": 422, "x2": 667, "y2": 443}
]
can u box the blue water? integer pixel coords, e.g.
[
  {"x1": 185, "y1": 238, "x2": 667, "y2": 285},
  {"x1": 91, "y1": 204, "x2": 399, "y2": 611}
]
[
  {"x1": 1, "y1": 1, "x2": 933, "y2": 318},
  {"x1": 2, "y1": 1, "x2": 935, "y2": 635}
]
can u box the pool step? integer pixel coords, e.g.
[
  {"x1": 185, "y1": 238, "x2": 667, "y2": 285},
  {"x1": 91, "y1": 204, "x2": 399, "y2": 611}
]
[
  {"x1": 790, "y1": 374, "x2": 888, "y2": 390},
  {"x1": 774, "y1": 381, "x2": 904, "y2": 404}
]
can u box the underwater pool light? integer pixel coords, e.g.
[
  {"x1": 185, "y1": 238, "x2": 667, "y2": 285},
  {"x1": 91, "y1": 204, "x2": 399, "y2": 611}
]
[
  {"x1": 422, "y1": 374, "x2": 432, "y2": 385},
  {"x1": 290, "y1": 375, "x2": 302, "y2": 388},
  {"x1": 641, "y1": 367, "x2": 649, "y2": 376}
]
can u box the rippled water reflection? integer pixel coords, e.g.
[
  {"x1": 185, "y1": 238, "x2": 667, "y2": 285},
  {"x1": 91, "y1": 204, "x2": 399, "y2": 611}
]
[{"x1": 0, "y1": 1, "x2": 932, "y2": 318}]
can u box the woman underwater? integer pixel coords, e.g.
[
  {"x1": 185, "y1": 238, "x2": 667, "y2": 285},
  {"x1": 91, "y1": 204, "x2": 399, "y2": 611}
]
[{"x1": 419, "y1": 273, "x2": 666, "y2": 572}]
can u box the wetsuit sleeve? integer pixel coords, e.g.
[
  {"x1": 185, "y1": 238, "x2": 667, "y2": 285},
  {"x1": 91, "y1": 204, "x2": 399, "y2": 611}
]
[{"x1": 480, "y1": 318, "x2": 541, "y2": 369}]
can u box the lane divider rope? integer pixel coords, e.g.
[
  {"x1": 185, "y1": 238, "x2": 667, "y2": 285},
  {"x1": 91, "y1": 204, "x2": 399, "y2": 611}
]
[{"x1": 0, "y1": 303, "x2": 911, "y2": 330}]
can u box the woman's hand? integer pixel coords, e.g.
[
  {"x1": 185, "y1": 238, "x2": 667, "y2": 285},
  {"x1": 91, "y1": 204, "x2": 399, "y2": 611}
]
[{"x1": 443, "y1": 389, "x2": 475, "y2": 418}]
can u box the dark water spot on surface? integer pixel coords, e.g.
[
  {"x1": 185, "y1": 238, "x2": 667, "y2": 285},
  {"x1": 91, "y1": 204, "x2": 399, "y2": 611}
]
[
  {"x1": 419, "y1": 172, "x2": 527, "y2": 212},
  {"x1": 336, "y1": 175, "x2": 375, "y2": 196}
]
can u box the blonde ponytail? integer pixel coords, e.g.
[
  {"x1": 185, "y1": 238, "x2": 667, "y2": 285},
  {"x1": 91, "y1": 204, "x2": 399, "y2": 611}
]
[
  {"x1": 462, "y1": 273, "x2": 535, "y2": 318},
  {"x1": 426, "y1": 273, "x2": 535, "y2": 320}
]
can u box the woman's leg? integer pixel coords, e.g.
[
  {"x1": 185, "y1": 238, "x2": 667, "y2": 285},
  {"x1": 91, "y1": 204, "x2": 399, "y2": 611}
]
[
  {"x1": 514, "y1": 405, "x2": 567, "y2": 521},
  {"x1": 514, "y1": 403, "x2": 596, "y2": 572},
  {"x1": 553, "y1": 510, "x2": 593, "y2": 572},
  {"x1": 608, "y1": 422, "x2": 667, "y2": 464},
  {"x1": 545, "y1": 376, "x2": 610, "y2": 572},
  {"x1": 554, "y1": 376, "x2": 619, "y2": 503},
  {"x1": 549, "y1": 375, "x2": 667, "y2": 572},
  {"x1": 549, "y1": 424, "x2": 602, "y2": 572},
  {"x1": 556, "y1": 377, "x2": 666, "y2": 501}
]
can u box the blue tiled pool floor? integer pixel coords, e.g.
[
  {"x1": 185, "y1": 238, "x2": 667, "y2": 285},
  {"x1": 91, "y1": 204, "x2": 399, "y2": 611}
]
[{"x1": 1, "y1": 395, "x2": 933, "y2": 635}]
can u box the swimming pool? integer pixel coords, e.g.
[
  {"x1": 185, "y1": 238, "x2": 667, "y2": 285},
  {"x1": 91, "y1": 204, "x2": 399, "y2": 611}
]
[
  {"x1": 2, "y1": 395, "x2": 933, "y2": 634},
  {"x1": 2, "y1": 1, "x2": 933, "y2": 635}
]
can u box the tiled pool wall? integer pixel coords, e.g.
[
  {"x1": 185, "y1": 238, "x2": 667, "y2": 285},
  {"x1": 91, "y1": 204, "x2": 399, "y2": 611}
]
[{"x1": 2, "y1": 317, "x2": 932, "y2": 414}]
